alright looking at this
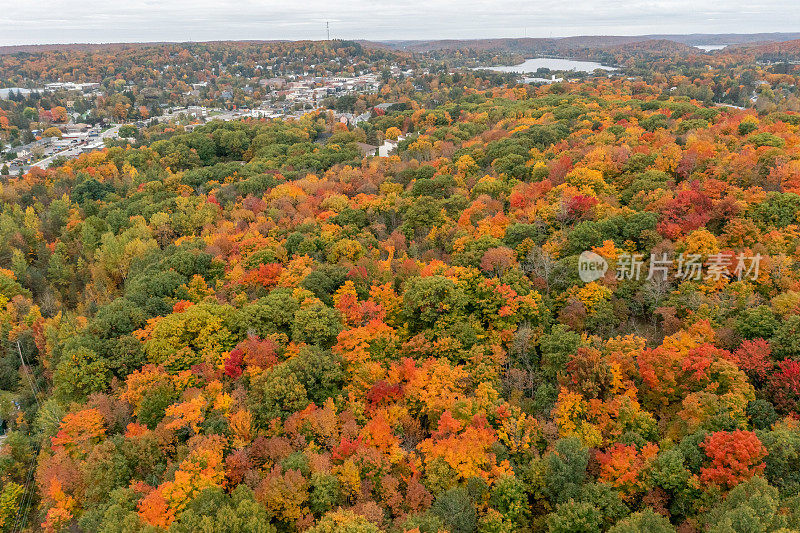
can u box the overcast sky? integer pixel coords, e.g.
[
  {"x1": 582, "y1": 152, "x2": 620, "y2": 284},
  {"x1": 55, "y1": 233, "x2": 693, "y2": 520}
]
[{"x1": 1, "y1": 0, "x2": 799, "y2": 46}]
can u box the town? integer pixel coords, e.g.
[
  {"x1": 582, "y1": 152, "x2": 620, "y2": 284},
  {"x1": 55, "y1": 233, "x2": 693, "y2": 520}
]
[{"x1": 1, "y1": 69, "x2": 403, "y2": 175}]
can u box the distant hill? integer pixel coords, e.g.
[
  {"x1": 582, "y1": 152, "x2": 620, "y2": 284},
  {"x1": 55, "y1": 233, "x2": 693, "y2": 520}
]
[
  {"x1": 380, "y1": 38, "x2": 559, "y2": 52},
  {"x1": 3, "y1": 33, "x2": 799, "y2": 58},
  {"x1": 380, "y1": 33, "x2": 800, "y2": 53},
  {"x1": 651, "y1": 32, "x2": 800, "y2": 45},
  {"x1": 733, "y1": 38, "x2": 800, "y2": 61},
  {"x1": 0, "y1": 42, "x2": 162, "y2": 55},
  {"x1": 601, "y1": 39, "x2": 698, "y2": 54},
  {"x1": 0, "y1": 39, "x2": 292, "y2": 56}
]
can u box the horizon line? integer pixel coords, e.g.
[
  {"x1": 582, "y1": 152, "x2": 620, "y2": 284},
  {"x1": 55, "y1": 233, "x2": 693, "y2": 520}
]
[{"x1": 1, "y1": 31, "x2": 799, "y2": 50}]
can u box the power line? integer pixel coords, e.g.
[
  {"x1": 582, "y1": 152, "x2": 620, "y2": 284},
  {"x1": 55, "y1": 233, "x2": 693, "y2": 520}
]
[
  {"x1": 16, "y1": 341, "x2": 40, "y2": 408},
  {"x1": 10, "y1": 341, "x2": 44, "y2": 533},
  {"x1": 12, "y1": 446, "x2": 40, "y2": 533}
]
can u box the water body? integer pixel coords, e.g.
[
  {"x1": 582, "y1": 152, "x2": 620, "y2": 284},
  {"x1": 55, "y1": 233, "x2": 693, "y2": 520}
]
[
  {"x1": 477, "y1": 57, "x2": 616, "y2": 74},
  {"x1": 0, "y1": 87, "x2": 33, "y2": 99},
  {"x1": 694, "y1": 44, "x2": 728, "y2": 52}
]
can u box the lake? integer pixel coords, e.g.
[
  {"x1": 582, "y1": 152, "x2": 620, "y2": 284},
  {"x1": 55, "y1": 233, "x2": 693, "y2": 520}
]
[
  {"x1": 476, "y1": 57, "x2": 616, "y2": 74},
  {"x1": 0, "y1": 88, "x2": 34, "y2": 100},
  {"x1": 694, "y1": 44, "x2": 728, "y2": 52}
]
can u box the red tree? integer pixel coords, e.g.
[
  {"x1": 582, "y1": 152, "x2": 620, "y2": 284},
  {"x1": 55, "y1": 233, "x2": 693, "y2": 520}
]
[
  {"x1": 768, "y1": 359, "x2": 800, "y2": 414},
  {"x1": 700, "y1": 430, "x2": 766, "y2": 490},
  {"x1": 731, "y1": 339, "x2": 773, "y2": 382}
]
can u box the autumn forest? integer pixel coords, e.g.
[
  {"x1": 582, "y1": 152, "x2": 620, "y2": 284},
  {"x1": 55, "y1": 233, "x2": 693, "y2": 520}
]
[{"x1": 2, "y1": 38, "x2": 800, "y2": 533}]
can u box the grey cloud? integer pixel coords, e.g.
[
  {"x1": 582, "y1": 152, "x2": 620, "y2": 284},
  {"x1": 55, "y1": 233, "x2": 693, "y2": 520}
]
[{"x1": 0, "y1": 0, "x2": 798, "y2": 45}]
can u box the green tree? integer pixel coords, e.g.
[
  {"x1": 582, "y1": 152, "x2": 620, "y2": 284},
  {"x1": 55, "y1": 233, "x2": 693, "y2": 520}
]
[
  {"x1": 170, "y1": 486, "x2": 276, "y2": 533},
  {"x1": 579, "y1": 483, "x2": 630, "y2": 530},
  {"x1": 542, "y1": 438, "x2": 590, "y2": 504},
  {"x1": 118, "y1": 124, "x2": 138, "y2": 138},
  {"x1": 547, "y1": 500, "x2": 601, "y2": 533},
  {"x1": 734, "y1": 306, "x2": 778, "y2": 340},
  {"x1": 218, "y1": 130, "x2": 251, "y2": 158},
  {"x1": 0, "y1": 482, "x2": 24, "y2": 531},
  {"x1": 759, "y1": 422, "x2": 800, "y2": 496},
  {"x1": 704, "y1": 477, "x2": 787, "y2": 533},
  {"x1": 540, "y1": 325, "x2": 582, "y2": 381},
  {"x1": 432, "y1": 487, "x2": 477, "y2": 533},
  {"x1": 308, "y1": 510, "x2": 381, "y2": 533},
  {"x1": 53, "y1": 347, "x2": 112, "y2": 402},
  {"x1": 232, "y1": 289, "x2": 300, "y2": 338},
  {"x1": 772, "y1": 315, "x2": 800, "y2": 359},
  {"x1": 488, "y1": 476, "x2": 529, "y2": 530},
  {"x1": 248, "y1": 346, "x2": 344, "y2": 423},
  {"x1": 309, "y1": 473, "x2": 341, "y2": 516},
  {"x1": 291, "y1": 302, "x2": 342, "y2": 347},
  {"x1": 609, "y1": 509, "x2": 674, "y2": 533},
  {"x1": 402, "y1": 275, "x2": 467, "y2": 334}
]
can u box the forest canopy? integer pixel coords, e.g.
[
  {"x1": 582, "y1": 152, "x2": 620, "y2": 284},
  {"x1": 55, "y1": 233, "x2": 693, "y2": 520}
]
[{"x1": 2, "y1": 43, "x2": 800, "y2": 532}]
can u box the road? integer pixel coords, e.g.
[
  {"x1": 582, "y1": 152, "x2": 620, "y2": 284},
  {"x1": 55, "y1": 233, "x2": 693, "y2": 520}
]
[
  {"x1": 31, "y1": 124, "x2": 121, "y2": 170},
  {"x1": 101, "y1": 124, "x2": 122, "y2": 140},
  {"x1": 31, "y1": 145, "x2": 84, "y2": 170},
  {"x1": 31, "y1": 140, "x2": 103, "y2": 169}
]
